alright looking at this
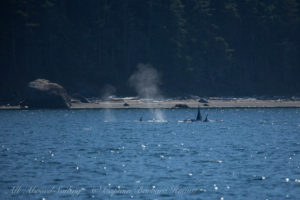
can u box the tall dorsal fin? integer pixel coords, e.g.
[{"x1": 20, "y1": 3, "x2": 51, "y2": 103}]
[{"x1": 196, "y1": 106, "x2": 202, "y2": 121}]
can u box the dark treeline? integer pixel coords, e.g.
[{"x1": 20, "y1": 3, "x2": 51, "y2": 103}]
[{"x1": 1, "y1": 0, "x2": 300, "y2": 101}]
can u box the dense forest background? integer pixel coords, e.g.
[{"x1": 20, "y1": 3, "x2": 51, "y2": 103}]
[{"x1": 1, "y1": 0, "x2": 300, "y2": 102}]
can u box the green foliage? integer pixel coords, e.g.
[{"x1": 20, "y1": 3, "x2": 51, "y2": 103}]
[{"x1": 1, "y1": 0, "x2": 300, "y2": 99}]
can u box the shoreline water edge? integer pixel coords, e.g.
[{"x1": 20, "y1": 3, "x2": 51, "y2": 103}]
[{"x1": 1, "y1": 98, "x2": 300, "y2": 109}]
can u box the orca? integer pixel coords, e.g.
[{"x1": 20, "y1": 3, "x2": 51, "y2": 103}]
[
  {"x1": 139, "y1": 116, "x2": 143, "y2": 121},
  {"x1": 183, "y1": 106, "x2": 203, "y2": 122}
]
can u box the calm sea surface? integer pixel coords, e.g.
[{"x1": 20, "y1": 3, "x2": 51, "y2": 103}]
[{"x1": 0, "y1": 108, "x2": 299, "y2": 199}]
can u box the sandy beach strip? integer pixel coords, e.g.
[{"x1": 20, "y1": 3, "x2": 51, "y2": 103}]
[
  {"x1": 71, "y1": 98, "x2": 300, "y2": 109},
  {"x1": 1, "y1": 98, "x2": 300, "y2": 109}
]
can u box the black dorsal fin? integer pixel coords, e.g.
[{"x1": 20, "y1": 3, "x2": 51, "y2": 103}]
[
  {"x1": 204, "y1": 114, "x2": 208, "y2": 122},
  {"x1": 196, "y1": 106, "x2": 202, "y2": 121}
]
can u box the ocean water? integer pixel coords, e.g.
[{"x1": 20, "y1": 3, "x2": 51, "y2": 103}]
[{"x1": 0, "y1": 108, "x2": 299, "y2": 200}]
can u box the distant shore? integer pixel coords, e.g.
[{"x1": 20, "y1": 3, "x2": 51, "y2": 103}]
[{"x1": 1, "y1": 98, "x2": 300, "y2": 109}]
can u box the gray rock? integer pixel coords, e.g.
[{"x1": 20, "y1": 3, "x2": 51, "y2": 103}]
[
  {"x1": 173, "y1": 104, "x2": 189, "y2": 108},
  {"x1": 72, "y1": 93, "x2": 89, "y2": 103},
  {"x1": 198, "y1": 98, "x2": 208, "y2": 103},
  {"x1": 21, "y1": 79, "x2": 71, "y2": 109}
]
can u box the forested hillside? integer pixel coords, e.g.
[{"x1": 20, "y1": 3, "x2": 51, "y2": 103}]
[{"x1": 1, "y1": 0, "x2": 300, "y2": 102}]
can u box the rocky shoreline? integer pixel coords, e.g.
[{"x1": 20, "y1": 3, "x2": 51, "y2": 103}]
[
  {"x1": 2, "y1": 79, "x2": 299, "y2": 109},
  {"x1": 1, "y1": 98, "x2": 300, "y2": 109}
]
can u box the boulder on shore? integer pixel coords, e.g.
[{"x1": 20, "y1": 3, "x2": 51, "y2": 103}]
[
  {"x1": 72, "y1": 93, "x2": 89, "y2": 103},
  {"x1": 21, "y1": 79, "x2": 71, "y2": 109},
  {"x1": 173, "y1": 104, "x2": 190, "y2": 108},
  {"x1": 198, "y1": 98, "x2": 208, "y2": 103}
]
